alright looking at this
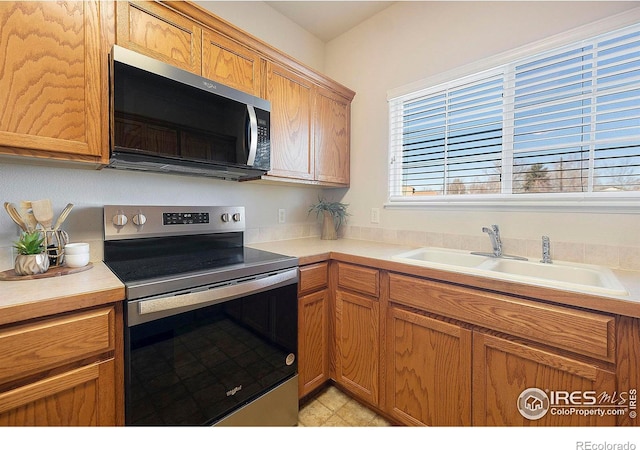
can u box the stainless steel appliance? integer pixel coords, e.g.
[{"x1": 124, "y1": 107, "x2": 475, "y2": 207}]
[
  {"x1": 103, "y1": 205, "x2": 298, "y2": 426},
  {"x1": 108, "y1": 45, "x2": 270, "y2": 181}
]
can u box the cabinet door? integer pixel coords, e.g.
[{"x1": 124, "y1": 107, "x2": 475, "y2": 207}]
[
  {"x1": 0, "y1": 1, "x2": 107, "y2": 162},
  {"x1": 116, "y1": 1, "x2": 202, "y2": 74},
  {"x1": 335, "y1": 290, "x2": 379, "y2": 405},
  {"x1": 473, "y1": 332, "x2": 617, "y2": 426},
  {"x1": 298, "y1": 289, "x2": 330, "y2": 398},
  {"x1": 386, "y1": 306, "x2": 472, "y2": 426},
  {"x1": 0, "y1": 359, "x2": 116, "y2": 426},
  {"x1": 264, "y1": 62, "x2": 314, "y2": 181},
  {"x1": 314, "y1": 88, "x2": 350, "y2": 185},
  {"x1": 202, "y1": 29, "x2": 261, "y2": 97}
]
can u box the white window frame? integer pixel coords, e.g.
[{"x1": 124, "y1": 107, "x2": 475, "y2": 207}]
[{"x1": 386, "y1": 7, "x2": 640, "y2": 213}]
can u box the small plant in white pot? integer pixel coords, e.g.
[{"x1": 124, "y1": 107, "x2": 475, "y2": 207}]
[
  {"x1": 13, "y1": 230, "x2": 49, "y2": 276},
  {"x1": 309, "y1": 197, "x2": 349, "y2": 240}
]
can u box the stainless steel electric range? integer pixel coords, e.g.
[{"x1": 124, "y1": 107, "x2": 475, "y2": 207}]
[{"x1": 103, "y1": 205, "x2": 299, "y2": 426}]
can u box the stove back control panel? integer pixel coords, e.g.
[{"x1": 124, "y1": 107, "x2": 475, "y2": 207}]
[{"x1": 103, "y1": 205, "x2": 245, "y2": 240}]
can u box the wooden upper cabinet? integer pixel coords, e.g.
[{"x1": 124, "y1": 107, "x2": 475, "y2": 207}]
[
  {"x1": 202, "y1": 30, "x2": 261, "y2": 97},
  {"x1": 0, "y1": 1, "x2": 108, "y2": 163},
  {"x1": 116, "y1": 1, "x2": 202, "y2": 74},
  {"x1": 1, "y1": 0, "x2": 354, "y2": 179},
  {"x1": 265, "y1": 61, "x2": 314, "y2": 181},
  {"x1": 264, "y1": 63, "x2": 353, "y2": 186},
  {"x1": 315, "y1": 88, "x2": 351, "y2": 185}
]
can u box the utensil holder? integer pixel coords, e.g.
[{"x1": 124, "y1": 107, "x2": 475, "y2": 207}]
[{"x1": 43, "y1": 229, "x2": 69, "y2": 267}]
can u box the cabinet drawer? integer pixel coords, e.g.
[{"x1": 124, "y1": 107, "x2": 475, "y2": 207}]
[
  {"x1": 0, "y1": 306, "x2": 115, "y2": 385},
  {"x1": 388, "y1": 273, "x2": 615, "y2": 361},
  {"x1": 299, "y1": 262, "x2": 329, "y2": 294},
  {"x1": 337, "y1": 262, "x2": 379, "y2": 298}
]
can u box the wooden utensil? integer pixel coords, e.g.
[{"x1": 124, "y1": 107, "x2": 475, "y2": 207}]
[
  {"x1": 4, "y1": 202, "x2": 28, "y2": 232},
  {"x1": 19, "y1": 200, "x2": 37, "y2": 232},
  {"x1": 53, "y1": 203, "x2": 74, "y2": 231},
  {"x1": 31, "y1": 199, "x2": 54, "y2": 230}
]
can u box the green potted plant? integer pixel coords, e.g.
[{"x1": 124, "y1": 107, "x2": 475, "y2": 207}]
[
  {"x1": 13, "y1": 230, "x2": 49, "y2": 276},
  {"x1": 309, "y1": 197, "x2": 350, "y2": 240}
]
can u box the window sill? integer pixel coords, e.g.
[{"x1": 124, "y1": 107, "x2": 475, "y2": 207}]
[{"x1": 385, "y1": 193, "x2": 640, "y2": 214}]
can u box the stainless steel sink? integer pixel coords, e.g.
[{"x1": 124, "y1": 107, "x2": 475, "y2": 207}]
[{"x1": 392, "y1": 247, "x2": 628, "y2": 296}]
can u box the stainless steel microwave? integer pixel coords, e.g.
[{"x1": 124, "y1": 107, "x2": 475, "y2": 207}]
[{"x1": 107, "y1": 45, "x2": 270, "y2": 181}]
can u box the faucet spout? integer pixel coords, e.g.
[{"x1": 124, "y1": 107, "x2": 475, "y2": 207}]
[
  {"x1": 482, "y1": 225, "x2": 502, "y2": 257},
  {"x1": 472, "y1": 224, "x2": 528, "y2": 261}
]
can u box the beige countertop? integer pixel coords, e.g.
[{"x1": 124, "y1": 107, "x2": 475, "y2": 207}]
[
  {"x1": 249, "y1": 237, "x2": 640, "y2": 318},
  {"x1": 1, "y1": 238, "x2": 638, "y2": 326},
  {"x1": 0, "y1": 261, "x2": 125, "y2": 326}
]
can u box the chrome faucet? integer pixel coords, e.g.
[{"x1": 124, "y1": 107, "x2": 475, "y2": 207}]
[
  {"x1": 483, "y1": 225, "x2": 502, "y2": 257},
  {"x1": 541, "y1": 236, "x2": 552, "y2": 264},
  {"x1": 471, "y1": 224, "x2": 528, "y2": 261}
]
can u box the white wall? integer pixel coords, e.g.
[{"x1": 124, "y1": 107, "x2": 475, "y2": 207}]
[{"x1": 323, "y1": 1, "x2": 640, "y2": 269}]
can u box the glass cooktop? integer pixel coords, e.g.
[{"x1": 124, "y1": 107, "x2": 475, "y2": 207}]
[{"x1": 104, "y1": 233, "x2": 297, "y2": 299}]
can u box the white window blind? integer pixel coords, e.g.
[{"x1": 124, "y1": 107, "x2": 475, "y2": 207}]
[{"x1": 389, "y1": 23, "x2": 640, "y2": 202}]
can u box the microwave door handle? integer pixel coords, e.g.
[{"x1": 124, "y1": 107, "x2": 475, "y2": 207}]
[{"x1": 246, "y1": 105, "x2": 258, "y2": 166}]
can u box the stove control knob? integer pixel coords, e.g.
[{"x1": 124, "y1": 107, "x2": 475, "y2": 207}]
[
  {"x1": 112, "y1": 212, "x2": 128, "y2": 227},
  {"x1": 132, "y1": 213, "x2": 147, "y2": 226},
  {"x1": 221, "y1": 213, "x2": 230, "y2": 223},
  {"x1": 232, "y1": 213, "x2": 241, "y2": 222}
]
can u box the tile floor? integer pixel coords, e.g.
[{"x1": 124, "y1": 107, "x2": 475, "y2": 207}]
[{"x1": 298, "y1": 385, "x2": 392, "y2": 427}]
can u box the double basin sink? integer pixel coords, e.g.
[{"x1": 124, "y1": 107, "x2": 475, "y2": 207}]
[{"x1": 392, "y1": 247, "x2": 628, "y2": 296}]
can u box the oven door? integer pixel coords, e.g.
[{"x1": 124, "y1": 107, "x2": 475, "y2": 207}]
[{"x1": 124, "y1": 278, "x2": 298, "y2": 426}]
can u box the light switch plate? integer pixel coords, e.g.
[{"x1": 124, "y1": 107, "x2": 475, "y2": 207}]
[{"x1": 371, "y1": 208, "x2": 380, "y2": 224}]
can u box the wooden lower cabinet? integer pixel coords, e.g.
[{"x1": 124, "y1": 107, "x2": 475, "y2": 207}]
[
  {"x1": 334, "y1": 289, "x2": 379, "y2": 405},
  {"x1": 298, "y1": 289, "x2": 330, "y2": 398},
  {"x1": 385, "y1": 305, "x2": 472, "y2": 426},
  {"x1": 0, "y1": 360, "x2": 116, "y2": 426},
  {"x1": 0, "y1": 304, "x2": 123, "y2": 426},
  {"x1": 297, "y1": 260, "x2": 636, "y2": 427},
  {"x1": 473, "y1": 332, "x2": 617, "y2": 426},
  {"x1": 298, "y1": 262, "x2": 330, "y2": 398}
]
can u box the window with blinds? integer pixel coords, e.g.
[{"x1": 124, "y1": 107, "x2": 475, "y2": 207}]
[{"x1": 388, "y1": 23, "x2": 640, "y2": 201}]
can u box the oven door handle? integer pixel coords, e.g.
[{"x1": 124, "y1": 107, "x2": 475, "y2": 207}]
[{"x1": 132, "y1": 268, "x2": 297, "y2": 325}]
